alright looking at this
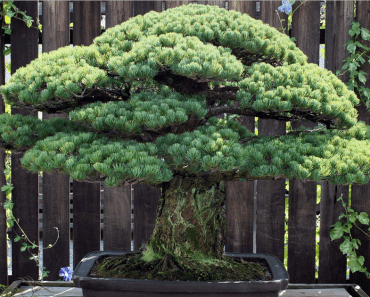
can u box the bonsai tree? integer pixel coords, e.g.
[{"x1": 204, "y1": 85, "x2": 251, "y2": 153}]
[{"x1": 2, "y1": 4, "x2": 370, "y2": 281}]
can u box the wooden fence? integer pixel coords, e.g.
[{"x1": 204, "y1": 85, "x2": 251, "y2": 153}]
[{"x1": 1, "y1": 0, "x2": 370, "y2": 294}]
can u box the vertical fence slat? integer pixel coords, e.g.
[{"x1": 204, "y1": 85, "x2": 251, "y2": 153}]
[
  {"x1": 319, "y1": 183, "x2": 349, "y2": 283},
  {"x1": 42, "y1": 1, "x2": 70, "y2": 53},
  {"x1": 287, "y1": 1, "x2": 320, "y2": 284},
  {"x1": 133, "y1": 184, "x2": 161, "y2": 251},
  {"x1": 256, "y1": 1, "x2": 286, "y2": 262},
  {"x1": 288, "y1": 180, "x2": 317, "y2": 283},
  {"x1": 132, "y1": 1, "x2": 162, "y2": 16},
  {"x1": 73, "y1": 1, "x2": 101, "y2": 46},
  {"x1": 350, "y1": 3, "x2": 370, "y2": 294},
  {"x1": 225, "y1": 181, "x2": 254, "y2": 253},
  {"x1": 10, "y1": 1, "x2": 39, "y2": 282},
  {"x1": 130, "y1": 2, "x2": 162, "y2": 252},
  {"x1": 106, "y1": 1, "x2": 130, "y2": 29},
  {"x1": 103, "y1": 186, "x2": 132, "y2": 251},
  {"x1": 72, "y1": 1, "x2": 101, "y2": 269},
  {"x1": 103, "y1": 1, "x2": 132, "y2": 253},
  {"x1": 165, "y1": 1, "x2": 188, "y2": 10},
  {"x1": 41, "y1": 1, "x2": 71, "y2": 281},
  {"x1": 73, "y1": 182, "x2": 101, "y2": 269},
  {"x1": 228, "y1": 1, "x2": 259, "y2": 19},
  {"x1": 260, "y1": 1, "x2": 282, "y2": 29},
  {"x1": 319, "y1": 1, "x2": 354, "y2": 284},
  {"x1": 0, "y1": 2, "x2": 7, "y2": 284},
  {"x1": 225, "y1": 2, "x2": 256, "y2": 256}
]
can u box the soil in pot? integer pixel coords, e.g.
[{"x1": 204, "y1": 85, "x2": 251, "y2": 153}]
[{"x1": 89, "y1": 252, "x2": 273, "y2": 282}]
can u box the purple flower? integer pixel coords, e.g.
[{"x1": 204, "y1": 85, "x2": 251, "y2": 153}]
[
  {"x1": 59, "y1": 267, "x2": 73, "y2": 281},
  {"x1": 278, "y1": 0, "x2": 292, "y2": 14}
]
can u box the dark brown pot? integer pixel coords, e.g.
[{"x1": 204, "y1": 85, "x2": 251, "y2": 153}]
[{"x1": 73, "y1": 251, "x2": 289, "y2": 297}]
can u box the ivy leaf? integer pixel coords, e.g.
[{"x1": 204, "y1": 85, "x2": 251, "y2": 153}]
[
  {"x1": 339, "y1": 238, "x2": 352, "y2": 254},
  {"x1": 349, "y1": 22, "x2": 361, "y2": 37},
  {"x1": 358, "y1": 55, "x2": 366, "y2": 65},
  {"x1": 357, "y1": 212, "x2": 370, "y2": 225},
  {"x1": 14, "y1": 236, "x2": 22, "y2": 242},
  {"x1": 347, "y1": 43, "x2": 357, "y2": 54},
  {"x1": 3, "y1": 200, "x2": 13, "y2": 210},
  {"x1": 358, "y1": 71, "x2": 368, "y2": 85},
  {"x1": 20, "y1": 243, "x2": 28, "y2": 252},
  {"x1": 361, "y1": 27, "x2": 370, "y2": 40},
  {"x1": 363, "y1": 88, "x2": 370, "y2": 100},
  {"x1": 348, "y1": 63, "x2": 358, "y2": 73},
  {"x1": 330, "y1": 224, "x2": 344, "y2": 241},
  {"x1": 2, "y1": 26, "x2": 12, "y2": 35},
  {"x1": 348, "y1": 256, "x2": 365, "y2": 273}
]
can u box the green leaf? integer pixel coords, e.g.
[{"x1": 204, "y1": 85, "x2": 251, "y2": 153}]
[
  {"x1": 339, "y1": 238, "x2": 353, "y2": 254},
  {"x1": 347, "y1": 43, "x2": 357, "y2": 54},
  {"x1": 361, "y1": 27, "x2": 370, "y2": 40},
  {"x1": 3, "y1": 200, "x2": 13, "y2": 210},
  {"x1": 20, "y1": 244, "x2": 27, "y2": 252},
  {"x1": 349, "y1": 22, "x2": 361, "y2": 37},
  {"x1": 348, "y1": 256, "x2": 365, "y2": 273},
  {"x1": 357, "y1": 212, "x2": 370, "y2": 225},
  {"x1": 330, "y1": 225, "x2": 344, "y2": 241},
  {"x1": 358, "y1": 71, "x2": 367, "y2": 85},
  {"x1": 14, "y1": 236, "x2": 22, "y2": 242},
  {"x1": 363, "y1": 88, "x2": 370, "y2": 100}
]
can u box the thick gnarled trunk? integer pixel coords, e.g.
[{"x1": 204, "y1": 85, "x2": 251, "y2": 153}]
[{"x1": 147, "y1": 177, "x2": 227, "y2": 259}]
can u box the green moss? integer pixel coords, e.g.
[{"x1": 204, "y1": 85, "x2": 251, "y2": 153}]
[{"x1": 91, "y1": 253, "x2": 269, "y2": 282}]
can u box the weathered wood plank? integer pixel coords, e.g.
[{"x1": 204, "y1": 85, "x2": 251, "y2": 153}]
[
  {"x1": 288, "y1": 179, "x2": 317, "y2": 283},
  {"x1": 228, "y1": 1, "x2": 259, "y2": 19},
  {"x1": 10, "y1": 1, "x2": 39, "y2": 281},
  {"x1": 42, "y1": 170, "x2": 70, "y2": 280},
  {"x1": 224, "y1": 0, "x2": 256, "y2": 256},
  {"x1": 130, "y1": 1, "x2": 162, "y2": 252},
  {"x1": 256, "y1": 1, "x2": 286, "y2": 262},
  {"x1": 291, "y1": 1, "x2": 321, "y2": 64},
  {"x1": 325, "y1": 1, "x2": 354, "y2": 81},
  {"x1": 0, "y1": 5, "x2": 7, "y2": 285},
  {"x1": 103, "y1": 185, "x2": 131, "y2": 251},
  {"x1": 72, "y1": 181, "x2": 101, "y2": 269},
  {"x1": 319, "y1": 183, "x2": 348, "y2": 283},
  {"x1": 287, "y1": 1, "x2": 321, "y2": 284},
  {"x1": 348, "y1": 2, "x2": 370, "y2": 295},
  {"x1": 41, "y1": 1, "x2": 71, "y2": 281},
  {"x1": 165, "y1": 1, "x2": 188, "y2": 10},
  {"x1": 132, "y1": 1, "x2": 162, "y2": 16},
  {"x1": 73, "y1": 2, "x2": 101, "y2": 46},
  {"x1": 260, "y1": 1, "x2": 282, "y2": 29},
  {"x1": 225, "y1": 181, "x2": 254, "y2": 253},
  {"x1": 194, "y1": 1, "x2": 224, "y2": 7},
  {"x1": 106, "y1": 1, "x2": 130, "y2": 28},
  {"x1": 103, "y1": 1, "x2": 132, "y2": 254},
  {"x1": 72, "y1": 1, "x2": 102, "y2": 269},
  {"x1": 42, "y1": 1, "x2": 70, "y2": 53},
  {"x1": 319, "y1": 1, "x2": 353, "y2": 284},
  {"x1": 133, "y1": 184, "x2": 161, "y2": 251}
]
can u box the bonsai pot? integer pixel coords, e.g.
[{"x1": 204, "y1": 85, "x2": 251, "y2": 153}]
[{"x1": 73, "y1": 251, "x2": 289, "y2": 297}]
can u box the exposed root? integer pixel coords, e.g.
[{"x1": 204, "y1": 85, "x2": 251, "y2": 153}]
[{"x1": 90, "y1": 253, "x2": 271, "y2": 282}]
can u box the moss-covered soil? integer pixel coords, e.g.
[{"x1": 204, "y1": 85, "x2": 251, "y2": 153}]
[{"x1": 89, "y1": 253, "x2": 272, "y2": 282}]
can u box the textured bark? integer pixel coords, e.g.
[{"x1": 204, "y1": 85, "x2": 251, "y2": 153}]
[{"x1": 148, "y1": 178, "x2": 227, "y2": 258}]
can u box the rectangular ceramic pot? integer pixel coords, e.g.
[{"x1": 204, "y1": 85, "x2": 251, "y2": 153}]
[{"x1": 73, "y1": 251, "x2": 289, "y2": 297}]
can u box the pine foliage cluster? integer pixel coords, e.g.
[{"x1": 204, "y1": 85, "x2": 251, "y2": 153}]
[{"x1": 1, "y1": 4, "x2": 370, "y2": 186}]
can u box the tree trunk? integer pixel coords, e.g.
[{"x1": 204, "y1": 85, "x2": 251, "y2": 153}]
[{"x1": 147, "y1": 177, "x2": 227, "y2": 259}]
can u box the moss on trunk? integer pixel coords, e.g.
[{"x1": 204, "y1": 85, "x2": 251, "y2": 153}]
[{"x1": 146, "y1": 177, "x2": 227, "y2": 259}]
